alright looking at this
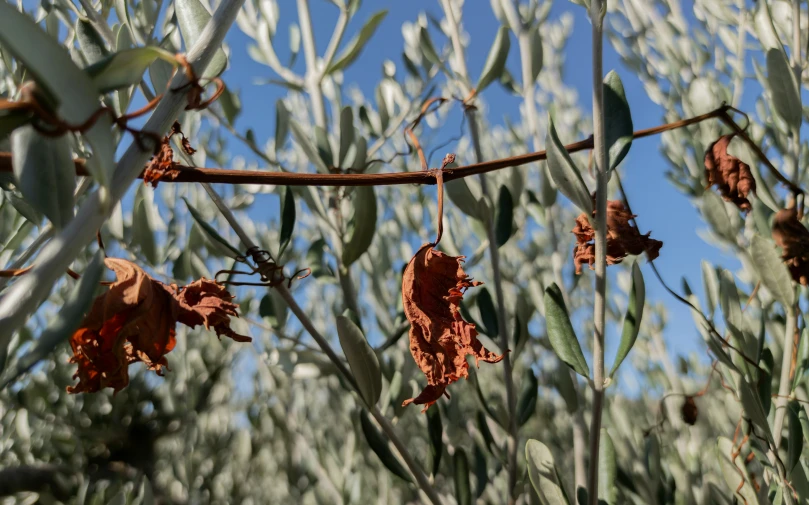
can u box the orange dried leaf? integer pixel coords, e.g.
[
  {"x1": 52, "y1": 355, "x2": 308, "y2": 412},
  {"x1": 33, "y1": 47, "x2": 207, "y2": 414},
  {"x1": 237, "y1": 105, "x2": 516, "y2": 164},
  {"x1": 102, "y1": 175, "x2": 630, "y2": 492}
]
[
  {"x1": 68, "y1": 259, "x2": 249, "y2": 394},
  {"x1": 401, "y1": 244, "x2": 503, "y2": 412},
  {"x1": 573, "y1": 199, "x2": 662, "y2": 274},
  {"x1": 772, "y1": 208, "x2": 809, "y2": 285},
  {"x1": 704, "y1": 135, "x2": 756, "y2": 212}
]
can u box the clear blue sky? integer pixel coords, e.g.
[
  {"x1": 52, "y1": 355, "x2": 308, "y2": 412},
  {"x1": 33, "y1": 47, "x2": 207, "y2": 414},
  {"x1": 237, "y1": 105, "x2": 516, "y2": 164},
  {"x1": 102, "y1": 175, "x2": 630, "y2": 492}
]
[{"x1": 217, "y1": 1, "x2": 739, "y2": 367}]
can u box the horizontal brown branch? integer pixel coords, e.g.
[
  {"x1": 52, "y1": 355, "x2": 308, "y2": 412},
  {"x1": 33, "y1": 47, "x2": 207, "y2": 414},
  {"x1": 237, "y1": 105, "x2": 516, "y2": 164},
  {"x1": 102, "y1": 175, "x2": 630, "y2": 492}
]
[{"x1": 2, "y1": 104, "x2": 790, "y2": 190}]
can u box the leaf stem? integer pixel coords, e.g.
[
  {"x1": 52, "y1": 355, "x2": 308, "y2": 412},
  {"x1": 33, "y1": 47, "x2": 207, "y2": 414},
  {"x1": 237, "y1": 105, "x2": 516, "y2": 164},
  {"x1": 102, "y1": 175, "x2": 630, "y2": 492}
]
[
  {"x1": 587, "y1": 1, "x2": 607, "y2": 504},
  {"x1": 297, "y1": 0, "x2": 328, "y2": 129},
  {"x1": 773, "y1": 304, "x2": 798, "y2": 449}
]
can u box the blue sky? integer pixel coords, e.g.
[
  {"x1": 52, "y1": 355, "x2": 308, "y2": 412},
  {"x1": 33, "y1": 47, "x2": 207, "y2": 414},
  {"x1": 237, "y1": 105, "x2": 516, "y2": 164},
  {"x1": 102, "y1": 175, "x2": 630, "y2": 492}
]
[{"x1": 217, "y1": 1, "x2": 739, "y2": 365}]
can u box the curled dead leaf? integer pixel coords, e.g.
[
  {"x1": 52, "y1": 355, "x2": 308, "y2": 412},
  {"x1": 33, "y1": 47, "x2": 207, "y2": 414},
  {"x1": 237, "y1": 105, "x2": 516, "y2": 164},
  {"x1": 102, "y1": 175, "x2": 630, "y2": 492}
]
[
  {"x1": 68, "y1": 258, "x2": 249, "y2": 394},
  {"x1": 401, "y1": 243, "x2": 504, "y2": 412},
  {"x1": 704, "y1": 134, "x2": 756, "y2": 212},
  {"x1": 772, "y1": 208, "x2": 809, "y2": 285},
  {"x1": 572, "y1": 199, "x2": 662, "y2": 274},
  {"x1": 142, "y1": 121, "x2": 195, "y2": 187}
]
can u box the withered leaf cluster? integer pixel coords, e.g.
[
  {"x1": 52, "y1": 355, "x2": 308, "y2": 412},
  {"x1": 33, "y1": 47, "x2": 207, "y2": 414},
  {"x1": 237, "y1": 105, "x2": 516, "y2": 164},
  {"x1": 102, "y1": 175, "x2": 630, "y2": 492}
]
[
  {"x1": 704, "y1": 134, "x2": 756, "y2": 212},
  {"x1": 68, "y1": 258, "x2": 250, "y2": 394},
  {"x1": 572, "y1": 199, "x2": 662, "y2": 274},
  {"x1": 772, "y1": 208, "x2": 809, "y2": 286},
  {"x1": 401, "y1": 244, "x2": 504, "y2": 412},
  {"x1": 142, "y1": 121, "x2": 196, "y2": 188}
]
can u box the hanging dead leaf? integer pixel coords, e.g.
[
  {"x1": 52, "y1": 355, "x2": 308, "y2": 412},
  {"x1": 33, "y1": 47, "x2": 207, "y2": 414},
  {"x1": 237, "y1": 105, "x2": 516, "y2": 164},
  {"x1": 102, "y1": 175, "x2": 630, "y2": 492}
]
[
  {"x1": 704, "y1": 134, "x2": 756, "y2": 212},
  {"x1": 142, "y1": 121, "x2": 195, "y2": 187},
  {"x1": 401, "y1": 243, "x2": 504, "y2": 412},
  {"x1": 772, "y1": 207, "x2": 809, "y2": 285},
  {"x1": 68, "y1": 258, "x2": 249, "y2": 394},
  {"x1": 573, "y1": 199, "x2": 662, "y2": 274}
]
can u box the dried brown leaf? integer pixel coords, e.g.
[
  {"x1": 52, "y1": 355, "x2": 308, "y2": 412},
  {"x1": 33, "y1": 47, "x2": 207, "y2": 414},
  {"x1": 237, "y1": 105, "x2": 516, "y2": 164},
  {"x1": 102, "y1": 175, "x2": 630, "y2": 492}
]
[
  {"x1": 704, "y1": 135, "x2": 756, "y2": 212},
  {"x1": 401, "y1": 244, "x2": 503, "y2": 412}
]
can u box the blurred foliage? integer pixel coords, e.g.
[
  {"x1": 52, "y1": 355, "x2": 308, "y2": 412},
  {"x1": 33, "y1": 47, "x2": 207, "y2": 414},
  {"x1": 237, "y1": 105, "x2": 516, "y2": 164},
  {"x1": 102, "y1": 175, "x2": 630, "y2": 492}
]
[{"x1": 0, "y1": 0, "x2": 807, "y2": 503}]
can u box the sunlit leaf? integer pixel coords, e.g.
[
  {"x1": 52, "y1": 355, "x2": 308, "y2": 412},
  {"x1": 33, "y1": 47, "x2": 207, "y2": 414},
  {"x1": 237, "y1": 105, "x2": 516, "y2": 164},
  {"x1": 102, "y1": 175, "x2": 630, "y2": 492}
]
[
  {"x1": 609, "y1": 261, "x2": 645, "y2": 377},
  {"x1": 526, "y1": 439, "x2": 570, "y2": 505},
  {"x1": 175, "y1": 0, "x2": 228, "y2": 78},
  {"x1": 327, "y1": 10, "x2": 388, "y2": 73},
  {"x1": 546, "y1": 117, "x2": 592, "y2": 214},
  {"x1": 544, "y1": 283, "x2": 589, "y2": 378},
  {"x1": 603, "y1": 70, "x2": 633, "y2": 171},
  {"x1": 476, "y1": 26, "x2": 510, "y2": 93}
]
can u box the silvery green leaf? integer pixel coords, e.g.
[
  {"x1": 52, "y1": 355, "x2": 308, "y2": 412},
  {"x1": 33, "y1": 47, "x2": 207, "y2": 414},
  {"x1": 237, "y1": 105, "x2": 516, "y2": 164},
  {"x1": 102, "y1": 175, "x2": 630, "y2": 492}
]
[
  {"x1": 739, "y1": 379, "x2": 772, "y2": 440},
  {"x1": 314, "y1": 126, "x2": 334, "y2": 167},
  {"x1": 183, "y1": 198, "x2": 243, "y2": 258},
  {"x1": 446, "y1": 178, "x2": 482, "y2": 220},
  {"x1": 454, "y1": 448, "x2": 472, "y2": 505},
  {"x1": 476, "y1": 26, "x2": 510, "y2": 93},
  {"x1": 6, "y1": 191, "x2": 42, "y2": 225},
  {"x1": 275, "y1": 99, "x2": 289, "y2": 155},
  {"x1": 516, "y1": 367, "x2": 538, "y2": 426},
  {"x1": 337, "y1": 313, "x2": 381, "y2": 407},
  {"x1": 342, "y1": 185, "x2": 377, "y2": 266},
  {"x1": 86, "y1": 47, "x2": 176, "y2": 93},
  {"x1": 359, "y1": 409, "x2": 411, "y2": 481},
  {"x1": 609, "y1": 261, "x2": 644, "y2": 377},
  {"x1": 553, "y1": 362, "x2": 578, "y2": 414},
  {"x1": 701, "y1": 260, "x2": 719, "y2": 319},
  {"x1": 477, "y1": 287, "x2": 499, "y2": 339},
  {"x1": 338, "y1": 106, "x2": 354, "y2": 166},
  {"x1": 749, "y1": 234, "x2": 794, "y2": 306},
  {"x1": 495, "y1": 185, "x2": 514, "y2": 247},
  {"x1": 0, "y1": 3, "x2": 116, "y2": 188},
  {"x1": 526, "y1": 439, "x2": 570, "y2": 505},
  {"x1": 546, "y1": 117, "x2": 592, "y2": 214},
  {"x1": 278, "y1": 187, "x2": 295, "y2": 259},
  {"x1": 788, "y1": 401, "x2": 802, "y2": 472},
  {"x1": 427, "y1": 405, "x2": 443, "y2": 475},
  {"x1": 529, "y1": 26, "x2": 543, "y2": 82},
  {"x1": 289, "y1": 119, "x2": 330, "y2": 173},
  {"x1": 716, "y1": 437, "x2": 760, "y2": 504},
  {"x1": 419, "y1": 26, "x2": 443, "y2": 67},
  {"x1": 766, "y1": 49, "x2": 802, "y2": 132},
  {"x1": 0, "y1": 250, "x2": 103, "y2": 388},
  {"x1": 701, "y1": 191, "x2": 733, "y2": 240},
  {"x1": 326, "y1": 10, "x2": 388, "y2": 74},
  {"x1": 544, "y1": 283, "x2": 589, "y2": 378},
  {"x1": 219, "y1": 86, "x2": 241, "y2": 126},
  {"x1": 175, "y1": 0, "x2": 228, "y2": 78},
  {"x1": 75, "y1": 18, "x2": 108, "y2": 65},
  {"x1": 603, "y1": 70, "x2": 633, "y2": 171},
  {"x1": 11, "y1": 125, "x2": 75, "y2": 230},
  {"x1": 133, "y1": 185, "x2": 159, "y2": 264},
  {"x1": 598, "y1": 430, "x2": 617, "y2": 505}
]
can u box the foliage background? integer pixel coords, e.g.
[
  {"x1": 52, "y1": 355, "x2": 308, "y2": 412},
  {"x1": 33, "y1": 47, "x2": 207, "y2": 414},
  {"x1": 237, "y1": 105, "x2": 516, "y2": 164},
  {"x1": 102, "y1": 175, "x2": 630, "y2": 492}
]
[{"x1": 0, "y1": 0, "x2": 807, "y2": 503}]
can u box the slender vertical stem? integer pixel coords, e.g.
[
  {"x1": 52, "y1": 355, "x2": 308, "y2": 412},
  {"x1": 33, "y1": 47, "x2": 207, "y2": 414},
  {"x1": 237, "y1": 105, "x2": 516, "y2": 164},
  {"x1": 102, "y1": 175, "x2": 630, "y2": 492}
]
[
  {"x1": 587, "y1": 1, "x2": 608, "y2": 504},
  {"x1": 773, "y1": 304, "x2": 797, "y2": 449},
  {"x1": 297, "y1": 0, "x2": 328, "y2": 129}
]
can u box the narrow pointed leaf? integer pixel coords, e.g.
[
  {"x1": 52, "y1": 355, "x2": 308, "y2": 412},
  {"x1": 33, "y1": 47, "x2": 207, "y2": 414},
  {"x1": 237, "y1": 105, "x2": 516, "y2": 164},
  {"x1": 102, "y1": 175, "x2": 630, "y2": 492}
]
[
  {"x1": 275, "y1": 100, "x2": 289, "y2": 155},
  {"x1": 529, "y1": 27, "x2": 543, "y2": 82},
  {"x1": 338, "y1": 106, "x2": 355, "y2": 165},
  {"x1": 546, "y1": 118, "x2": 592, "y2": 214},
  {"x1": 290, "y1": 119, "x2": 330, "y2": 173},
  {"x1": 454, "y1": 448, "x2": 472, "y2": 505},
  {"x1": 598, "y1": 430, "x2": 617, "y2": 505},
  {"x1": 427, "y1": 405, "x2": 443, "y2": 476},
  {"x1": 766, "y1": 48, "x2": 802, "y2": 131},
  {"x1": 476, "y1": 287, "x2": 499, "y2": 340},
  {"x1": 183, "y1": 198, "x2": 243, "y2": 259},
  {"x1": 175, "y1": 0, "x2": 227, "y2": 78},
  {"x1": 446, "y1": 178, "x2": 482, "y2": 219},
  {"x1": 750, "y1": 234, "x2": 795, "y2": 306},
  {"x1": 76, "y1": 19, "x2": 108, "y2": 65},
  {"x1": 603, "y1": 70, "x2": 633, "y2": 171},
  {"x1": 610, "y1": 261, "x2": 645, "y2": 377},
  {"x1": 544, "y1": 283, "x2": 589, "y2": 377},
  {"x1": 495, "y1": 185, "x2": 514, "y2": 247},
  {"x1": 526, "y1": 439, "x2": 570, "y2": 505},
  {"x1": 359, "y1": 409, "x2": 411, "y2": 482},
  {"x1": 337, "y1": 313, "x2": 381, "y2": 407},
  {"x1": 517, "y1": 367, "x2": 538, "y2": 426},
  {"x1": 278, "y1": 187, "x2": 295, "y2": 258},
  {"x1": 86, "y1": 47, "x2": 176, "y2": 93},
  {"x1": 342, "y1": 185, "x2": 377, "y2": 266},
  {"x1": 553, "y1": 362, "x2": 579, "y2": 414},
  {"x1": 11, "y1": 125, "x2": 75, "y2": 230},
  {"x1": 326, "y1": 10, "x2": 388, "y2": 73},
  {"x1": 476, "y1": 26, "x2": 510, "y2": 93}
]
